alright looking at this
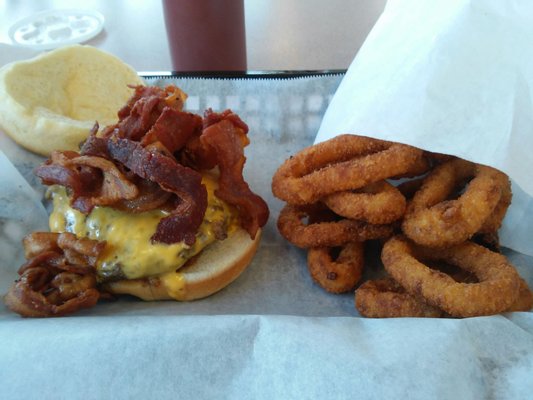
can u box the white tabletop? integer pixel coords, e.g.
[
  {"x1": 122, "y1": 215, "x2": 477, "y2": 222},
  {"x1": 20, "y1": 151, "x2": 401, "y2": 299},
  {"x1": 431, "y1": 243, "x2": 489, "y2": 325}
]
[{"x1": 0, "y1": 0, "x2": 386, "y2": 71}]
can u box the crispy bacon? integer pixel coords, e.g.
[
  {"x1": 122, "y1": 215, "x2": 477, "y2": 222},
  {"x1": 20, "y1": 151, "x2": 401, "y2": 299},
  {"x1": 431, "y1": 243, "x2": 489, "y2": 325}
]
[
  {"x1": 68, "y1": 155, "x2": 138, "y2": 213},
  {"x1": 106, "y1": 136, "x2": 207, "y2": 245},
  {"x1": 81, "y1": 128, "x2": 207, "y2": 243},
  {"x1": 112, "y1": 177, "x2": 172, "y2": 213},
  {"x1": 36, "y1": 86, "x2": 267, "y2": 245},
  {"x1": 200, "y1": 118, "x2": 269, "y2": 239},
  {"x1": 203, "y1": 108, "x2": 249, "y2": 133},
  {"x1": 36, "y1": 148, "x2": 139, "y2": 214},
  {"x1": 114, "y1": 85, "x2": 189, "y2": 142},
  {"x1": 80, "y1": 124, "x2": 110, "y2": 158},
  {"x1": 118, "y1": 85, "x2": 166, "y2": 119},
  {"x1": 180, "y1": 132, "x2": 218, "y2": 170},
  {"x1": 141, "y1": 107, "x2": 202, "y2": 152},
  {"x1": 182, "y1": 109, "x2": 250, "y2": 171},
  {"x1": 35, "y1": 151, "x2": 101, "y2": 198},
  {"x1": 118, "y1": 95, "x2": 163, "y2": 140}
]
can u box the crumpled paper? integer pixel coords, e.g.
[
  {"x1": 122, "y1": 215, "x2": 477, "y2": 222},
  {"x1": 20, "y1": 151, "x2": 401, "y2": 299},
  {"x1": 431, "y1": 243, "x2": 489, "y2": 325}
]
[
  {"x1": 1, "y1": 313, "x2": 532, "y2": 400},
  {"x1": 316, "y1": 0, "x2": 533, "y2": 256},
  {"x1": 0, "y1": 150, "x2": 48, "y2": 280}
]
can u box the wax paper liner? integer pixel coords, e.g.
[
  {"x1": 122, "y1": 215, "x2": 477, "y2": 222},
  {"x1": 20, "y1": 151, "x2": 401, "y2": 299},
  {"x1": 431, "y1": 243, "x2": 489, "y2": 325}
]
[
  {"x1": 316, "y1": 0, "x2": 533, "y2": 256},
  {"x1": 0, "y1": 67, "x2": 531, "y2": 399}
]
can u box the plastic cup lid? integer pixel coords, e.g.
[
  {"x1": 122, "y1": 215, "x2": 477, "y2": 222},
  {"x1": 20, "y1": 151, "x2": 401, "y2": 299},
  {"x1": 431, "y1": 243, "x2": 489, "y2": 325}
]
[{"x1": 8, "y1": 9, "x2": 105, "y2": 51}]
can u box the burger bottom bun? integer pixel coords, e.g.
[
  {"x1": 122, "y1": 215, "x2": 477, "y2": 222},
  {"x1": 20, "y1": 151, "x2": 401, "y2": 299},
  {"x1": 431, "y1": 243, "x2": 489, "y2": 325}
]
[
  {"x1": 0, "y1": 45, "x2": 144, "y2": 156},
  {"x1": 103, "y1": 228, "x2": 261, "y2": 301}
]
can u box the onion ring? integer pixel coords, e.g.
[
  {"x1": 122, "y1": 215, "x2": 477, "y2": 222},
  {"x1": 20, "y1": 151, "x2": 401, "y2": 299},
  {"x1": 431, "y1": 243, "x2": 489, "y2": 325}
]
[
  {"x1": 322, "y1": 181, "x2": 406, "y2": 224},
  {"x1": 478, "y1": 175, "x2": 512, "y2": 234},
  {"x1": 22, "y1": 232, "x2": 61, "y2": 259},
  {"x1": 4, "y1": 267, "x2": 100, "y2": 318},
  {"x1": 506, "y1": 277, "x2": 533, "y2": 312},
  {"x1": 271, "y1": 134, "x2": 424, "y2": 205},
  {"x1": 389, "y1": 151, "x2": 432, "y2": 179},
  {"x1": 402, "y1": 159, "x2": 509, "y2": 247},
  {"x1": 4, "y1": 232, "x2": 105, "y2": 317},
  {"x1": 307, "y1": 242, "x2": 365, "y2": 293},
  {"x1": 277, "y1": 204, "x2": 393, "y2": 248},
  {"x1": 381, "y1": 236, "x2": 521, "y2": 317},
  {"x1": 355, "y1": 277, "x2": 443, "y2": 318}
]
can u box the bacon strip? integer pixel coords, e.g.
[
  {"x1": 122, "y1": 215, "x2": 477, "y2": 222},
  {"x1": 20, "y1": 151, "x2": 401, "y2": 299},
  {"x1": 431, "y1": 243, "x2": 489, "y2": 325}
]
[
  {"x1": 114, "y1": 85, "x2": 189, "y2": 142},
  {"x1": 35, "y1": 151, "x2": 101, "y2": 199},
  {"x1": 36, "y1": 147, "x2": 139, "y2": 214},
  {"x1": 141, "y1": 107, "x2": 202, "y2": 152},
  {"x1": 68, "y1": 155, "x2": 138, "y2": 213},
  {"x1": 112, "y1": 178, "x2": 172, "y2": 213},
  {"x1": 200, "y1": 118, "x2": 269, "y2": 239},
  {"x1": 106, "y1": 136, "x2": 207, "y2": 245},
  {"x1": 118, "y1": 95, "x2": 163, "y2": 140},
  {"x1": 80, "y1": 127, "x2": 110, "y2": 158},
  {"x1": 203, "y1": 108, "x2": 249, "y2": 133},
  {"x1": 117, "y1": 85, "x2": 170, "y2": 120}
]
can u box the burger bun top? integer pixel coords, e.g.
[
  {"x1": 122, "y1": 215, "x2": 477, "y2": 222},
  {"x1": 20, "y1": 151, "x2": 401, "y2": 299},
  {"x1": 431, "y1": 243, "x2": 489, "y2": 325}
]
[{"x1": 0, "y1": 45, "x2": 144, "y2": 156}]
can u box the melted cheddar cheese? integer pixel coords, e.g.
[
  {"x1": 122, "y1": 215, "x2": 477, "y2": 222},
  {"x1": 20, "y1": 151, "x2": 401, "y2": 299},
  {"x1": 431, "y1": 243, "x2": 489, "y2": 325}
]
[
  {"x1": 158, "y1": 271, "x2": 187, "y2": 299},
  {"x1": 48, "y1": 174, "x2": 237, "y2": 282}
]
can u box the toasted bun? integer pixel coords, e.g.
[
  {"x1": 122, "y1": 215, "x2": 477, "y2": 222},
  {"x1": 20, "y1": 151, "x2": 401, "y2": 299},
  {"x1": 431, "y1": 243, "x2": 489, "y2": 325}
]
[
  {"x1": 103, "y1": 228, "x2": 261, "y2": 301},
  {"x1": 0, "y1": 45, "x2": 144, "y2": 156}
]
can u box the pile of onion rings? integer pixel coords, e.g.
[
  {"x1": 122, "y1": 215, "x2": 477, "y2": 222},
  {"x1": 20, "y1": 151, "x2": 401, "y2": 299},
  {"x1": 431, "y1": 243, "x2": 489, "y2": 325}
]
[
  {"x1": 272, "y1": 134, "x2": 426, "y2": 294},
  {"x1": 272, "y1": 134, "x2": 532, "y2": 317}
]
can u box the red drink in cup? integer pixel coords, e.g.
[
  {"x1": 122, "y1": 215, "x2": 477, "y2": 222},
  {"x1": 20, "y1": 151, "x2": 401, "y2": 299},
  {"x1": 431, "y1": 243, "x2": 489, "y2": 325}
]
[{"x1": 162, "y1": 0, "x2": 247, "y2": 71}]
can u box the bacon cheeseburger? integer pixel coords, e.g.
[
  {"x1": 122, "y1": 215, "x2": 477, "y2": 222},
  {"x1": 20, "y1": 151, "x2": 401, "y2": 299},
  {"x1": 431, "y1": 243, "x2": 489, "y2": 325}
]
[{"x1": 4, "y1": 85, "x2": 269, "y2": 317}]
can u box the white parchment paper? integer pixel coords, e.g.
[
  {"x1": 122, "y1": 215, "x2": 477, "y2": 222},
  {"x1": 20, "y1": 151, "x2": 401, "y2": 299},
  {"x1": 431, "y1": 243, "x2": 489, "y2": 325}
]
[
  {"x1": 1, "y1": 26, "x2": 533, "y2": 399},
  {"x1": 317, "y1": 0, "x2": 533, "y2": 256}
]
